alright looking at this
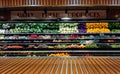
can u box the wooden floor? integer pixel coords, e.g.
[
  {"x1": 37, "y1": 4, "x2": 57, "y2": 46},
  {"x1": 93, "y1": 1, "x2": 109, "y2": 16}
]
[{"x1": 0, "y1": 56, "x2": 120, "y2": 74}]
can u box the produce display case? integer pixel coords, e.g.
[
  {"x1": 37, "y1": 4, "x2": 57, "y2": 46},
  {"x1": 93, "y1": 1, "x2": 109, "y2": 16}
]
[
  {"x1": 0, "y1": 20, "x2": 120, "y2": 57},
  {"x1": 0, "y1": 0, "x2": 120, "y2": 74}
]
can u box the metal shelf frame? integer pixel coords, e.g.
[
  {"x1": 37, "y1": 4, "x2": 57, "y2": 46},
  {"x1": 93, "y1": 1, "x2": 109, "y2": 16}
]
[{"x1": 0, "y1": 50, "x2": 120, "y2": 53}]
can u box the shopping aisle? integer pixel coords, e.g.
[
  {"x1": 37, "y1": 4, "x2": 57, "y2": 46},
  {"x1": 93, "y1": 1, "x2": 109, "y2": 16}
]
[{"x1": 0, "y1": 57, "x2": 120, "y2": 74}]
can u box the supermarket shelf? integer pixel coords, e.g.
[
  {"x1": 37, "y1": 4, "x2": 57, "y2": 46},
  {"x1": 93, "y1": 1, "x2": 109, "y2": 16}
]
[
  {"x1": 1, "y1": 50, "x2": 120, "y2": 53},
  {"x1": 0, "y1": 38, "x2": 120, "y2": 41},
  {"x1": 0, "y1": 56, "x2": 120, "y2": 58},
  {"x1": 0, "y1": 33, "x2": 120, "y2": 35},
  {"x1": 0, "y1": 19, "x2": 120, "y2": 23},
  {"x1": 0, "y1": 43, "x2": 120, "y2": 45}
]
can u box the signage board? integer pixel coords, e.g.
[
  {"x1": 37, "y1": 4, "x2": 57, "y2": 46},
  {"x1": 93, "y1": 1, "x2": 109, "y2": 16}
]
[{"x1": 11, "y1": 10, "x2": 106, "y2": 19}]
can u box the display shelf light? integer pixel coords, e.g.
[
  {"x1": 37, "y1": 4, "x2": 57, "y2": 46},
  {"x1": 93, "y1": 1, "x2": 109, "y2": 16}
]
[
  {"x1": 61, "y1": 14, "x2": 72, "y2": 20},
  {"x1": 45, "y1": 16, "x2": 57, "y2": 20},
  {"x1": 43, "y1": 9, "x2": 57, "y2": 20},
  {"x1": 61, "y1": 9, "x2": 72, "y2": 20},
  {"x1": 79, "y1": 8, "x2": 94, "y2": 20}
]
